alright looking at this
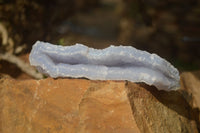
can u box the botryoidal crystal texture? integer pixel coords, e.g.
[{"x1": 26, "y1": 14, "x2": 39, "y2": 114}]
[{"x1": 29, "y1": 41, "x2": 180, "y2": 91}]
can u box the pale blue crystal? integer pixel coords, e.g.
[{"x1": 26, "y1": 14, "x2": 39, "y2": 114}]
[{"x1": 29, "y1": 41, "x2": 180, "y2": 91}]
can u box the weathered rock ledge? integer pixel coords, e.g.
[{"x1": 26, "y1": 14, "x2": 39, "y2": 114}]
[{"x1": 0, "y1": 72, "x2": 199, "y2": 133}]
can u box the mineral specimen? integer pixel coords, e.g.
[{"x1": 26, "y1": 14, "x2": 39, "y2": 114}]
[{"x1": 29, "y1": 41, "x2": 180, "y2": 91}]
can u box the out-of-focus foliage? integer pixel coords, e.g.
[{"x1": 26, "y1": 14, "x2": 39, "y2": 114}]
[
  {"x1": 0, "y1": 0, "x2": 99, "y2": 52},
  {"x1": 0, "y1": 0, "x2": 199, "y2": 72},
  {"x1": 118, "y1": 0, "x2": 200, "y2": 70}
]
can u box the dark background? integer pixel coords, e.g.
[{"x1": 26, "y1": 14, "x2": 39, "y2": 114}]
[{"x1": 0, "y1": 0, "x2": 200, "y2": 78}]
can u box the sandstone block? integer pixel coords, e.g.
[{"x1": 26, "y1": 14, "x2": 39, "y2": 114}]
[{"x1": 0, "y1": 74, "x2": 199, "y2": 133}]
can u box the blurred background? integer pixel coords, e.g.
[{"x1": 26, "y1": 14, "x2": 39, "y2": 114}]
[{"x1": 0, "y1": 0, "x2": 199, "y2": 79}]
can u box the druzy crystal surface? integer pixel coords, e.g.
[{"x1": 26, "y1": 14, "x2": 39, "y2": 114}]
[{"x1": 29, "y1": 41, "x2": 180, "y2": 91}]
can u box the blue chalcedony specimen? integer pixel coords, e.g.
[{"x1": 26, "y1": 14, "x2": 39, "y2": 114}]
[{"x1": 29, "y1": 41, "x2": 180, "y2": 91}]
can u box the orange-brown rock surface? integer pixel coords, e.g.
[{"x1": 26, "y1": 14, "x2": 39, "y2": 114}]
[
  {"x1": 0, "y1": 72, "x2": 199, "y2": 133},
  {"x1": 181, "y1": 71, "x2": 200, "y2": 110}
]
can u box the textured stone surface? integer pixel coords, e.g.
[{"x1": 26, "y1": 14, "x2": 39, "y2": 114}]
[
  {"x1": 181, "y1": 71, "x2": 200, "y2": 110},
  {"x1": 127, "y1": 83, "x2": 199, "y2": 133},
  {"x1": 180, "y1": 71, "x2": 200, "y2": 127},
  {"x1": 0, "y1": 77, "x2": 140, "y2": 133},
  {"x1": 0, "y1": 73, "x2": 199, "y2": 133}
]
